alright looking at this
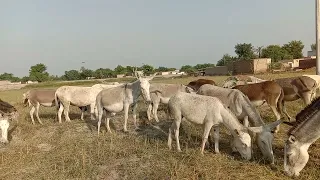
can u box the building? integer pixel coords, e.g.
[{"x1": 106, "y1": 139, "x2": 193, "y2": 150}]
[
  {"x1": 279, "y1": 59, "x2": 300, "y2": 69},
  {"x1": 199, "y1": 66, "x2": 229, "y2": 76},
  {"x1": 298, "y1": 57, "x2": 316, "y2": 69},
  {"x1": 229, "y1": 58, "x2": 271, "y2": 75}
]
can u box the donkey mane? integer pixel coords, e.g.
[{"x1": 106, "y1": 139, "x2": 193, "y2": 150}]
[{"x1": 288, "y1": 96, "x2": 320, "y2": 135}]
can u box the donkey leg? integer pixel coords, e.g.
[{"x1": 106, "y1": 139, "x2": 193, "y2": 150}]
[
  {"x1": 104, "y1": 110, "x2": 112, "y2": 133},
  {"x1": 132, "y1": 103, "x2": 139, "y2": 130},
  {"x1": 63, "y1": 102, "x2": 71, "y2": 122},
  {"x1": 152, "y1": 102, "x2": 160, "y2": 122},
  {"x1": 90, "y1": 104, "x2": 95, "y2": 120},
  {"x1": 269, "y1": 104, "x2": 281, "y2": 133},
  {"x1": 168, "y1": 122, "x2": 174, "y2": 150},
  {"x1": 58, "y1": 104, "x2": 64, "y2": 123},
  {"x1": 201, "y1": 122, "x2": 214, "y2": 155},
  {"x1": 174, "y1": 119, "x2": 182, "y2": 152},
  {"x1": 35, "y1": 102, "x2": 43, "y2": 125},
  {"x1": 123, "y1": 103, "x2": 130, "y2": 132},
  {"x1": 213, "y1": 125, "x2": 220, "y2": 153},
  {"x1": 30, "y1": 106, "x2": 36, "y2": 125},
  {"x1": 147, "y1": 103, "x2": 153, "y2": 121}
]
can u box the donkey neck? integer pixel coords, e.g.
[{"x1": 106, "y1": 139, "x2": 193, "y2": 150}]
[
  {"x1": 292, "y1": 112, "x2": 320, "y2": 144},
  {"x1": 221, "y1": 107, "x2": 245, "y2": 134},
  {"x1": 126, "y1": 80, "x2": 141, "y2": 100},
  {"x1": 242, "y1": 97, "x2": 265, "y2": 126}
]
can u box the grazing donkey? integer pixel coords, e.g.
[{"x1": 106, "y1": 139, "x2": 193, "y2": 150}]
[
  {"x1": 95, "y1": 72, "x2": 156, "y2": 134},
  {"x1": 283, "y1": 96, "x2": 320, "y2": 177},
  {"x1": 302, "y1": 74, "x2": 320, "y2": 100},
  {"x1": 147, "y1": 83, "x2": 195, "y2": 122},
  {"x1": 167, "y1": 92, "x2": 267, "y2": 160},
  {"x1": 0, "y1": 99, "x2": 19, "y2": 143},
  {"x1": 197, "y1": 84, "x2": 283, "y2": 163},
  {"x1": 186, "y1": 78, "x2": 217, "y2": 91},
  {"x1": 230, "y1": 81, "x2": 285, "y2": 124},
  {"x1": 22, "y1": 89, "x2": 56, "y2": 124}
]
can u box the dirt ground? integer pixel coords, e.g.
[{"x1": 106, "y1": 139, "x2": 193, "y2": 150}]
[{"x1": 0, "y1": 71, "x2": 319, "y2": 179}]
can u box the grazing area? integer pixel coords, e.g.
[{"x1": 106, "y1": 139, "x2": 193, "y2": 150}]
[{"x1": 0, "y1": 70, "x2": 319, "y2": 180}]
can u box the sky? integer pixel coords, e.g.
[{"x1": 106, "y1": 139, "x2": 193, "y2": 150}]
[{"x1": 0, "y1": 0, "x2": 315, "y2": 77}]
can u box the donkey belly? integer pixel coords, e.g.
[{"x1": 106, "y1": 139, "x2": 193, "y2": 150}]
[
  {"x1": 104, "y1": 103, "x2": 124, "y2": 113},
  {"x1": 40, "y1": 102, "x2": 55, "y2": 107},
  {"x1": 160, "y1": 97, "x2": 170, "y2": 104}
]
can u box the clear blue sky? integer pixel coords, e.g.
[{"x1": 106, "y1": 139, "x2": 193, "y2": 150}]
[{"x1": 0, "y1": 0, "x2": 315, "y2": 77}]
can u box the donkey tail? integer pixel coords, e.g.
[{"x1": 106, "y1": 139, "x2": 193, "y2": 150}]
[{"x1": 276, "y1": 87, "x2": 284, "y2": 115}]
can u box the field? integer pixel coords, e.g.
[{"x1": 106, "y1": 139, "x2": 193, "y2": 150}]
[{"x1": 0, "y1": 70, "x2": 319, "y2": 180}]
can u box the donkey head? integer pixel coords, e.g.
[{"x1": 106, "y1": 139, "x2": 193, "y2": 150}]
[
  {"x1": 284, "y1": 135, "x2": 310, "y2": 177},
  {"x1": 231, "y1": 129, "x2": 252, "y2": 160},
  {"x1": 133, "y1": 68, "x2": 157, "y2": 102}
]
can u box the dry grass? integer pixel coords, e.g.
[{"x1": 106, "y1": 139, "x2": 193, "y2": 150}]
[{"x1": 0, "y1": 69, "x2": 319, "y2": 180}]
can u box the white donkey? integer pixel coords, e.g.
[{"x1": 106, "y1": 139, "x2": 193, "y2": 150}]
[
  {"x1": 167, "y1": 92, "x2": 267, "y2": 160},
  {"x1": 95, "y1": 72, "x2": 156, "y2": 134},
  {"x1": 147, "y1": 83, "x2": 195, "y2": 122},
  {"x1": 197, "y1": 84, "x2": 283, "y2": 164}
]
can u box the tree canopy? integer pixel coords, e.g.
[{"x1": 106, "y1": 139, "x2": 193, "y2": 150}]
[{"x1": 29, "y1": 63, "x2": 49, "y2": 82}]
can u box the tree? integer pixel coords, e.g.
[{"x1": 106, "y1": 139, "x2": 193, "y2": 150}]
[
  {"x1": 29, "y1": 63, "x2": 49, "y2": 82},
  {"x1": 255, "y1": 46, "x2": 264, "y2": 58},
  {"x1": 180, "y1": 65, "x2": 196, "y2": 74},
  {"x1": 141, "y1": 64, "x2": 154, "y2": 75},
  {"x1": 80, "y1": 68, "x2": 94, "y2": 79},
  {"x1": 95, "y1": 68, "x2": 114, "y2": 79},
  {"x1": 261, "y1": 45, "x2": 292, "y2": 62},
  {"x1": 216, "y1": 54, "x2": 236, "y2": 66},
  {"x1": 156, "y1": 66, "x2": 169, "y2": 72},
  {"x1": 234, "y1": 43, "x2": 257, "y2": 60},
  {"x1": 193, "y1": 63, "x2": 215, "y2": 70},
  {"x1": 311, "y1": 43, "x2": 316, "y2": 51},
  {"x1": 21, "y1": 76, "x2": 29, "y2": 83},
  {"x1": 114, "y1": 65, "x2": 127, "y2": 75},
  {"x1": 64, "y1": 70, "x2": 81, "y2": 80},
  {"x1": 282, "y1": 40, "x2": 304, "y2": 59}
]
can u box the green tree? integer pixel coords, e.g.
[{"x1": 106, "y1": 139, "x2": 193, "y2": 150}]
[
  {"x1": 282, "y1": 40, "x2": 304, "y2": 59},
  {"x1": 114, "y1": 65, "x2": 127, "y2": 75},
  {"x1": 80, "y1": 68, "x2": 94, "y2": 79},
  {"x1": 216, "y1": 54, "x2": 236, "y2": 66},
  {"x1": 261, "y1": 45, "x2": 292, "y2": 62},
  {"x1": 141, "y1": 64, "x2": 154, "y2": 75},
  {"x1": 21, "y1": 76, "x2": 29, "y2": 83},
  {"x1": 234, "y1": 43, "x2": 257, "y2": 60},
  {"x1": 180, "y1": 65, "x2": 196, "y2": 74},
  {"x1": 193, "y1": 63, "x2": 215, "y2": 70},
  {"x1": 0, "y1": 73, "x2": 14, "y2": 80},
  {"x1": 29, "y1": 63, "x2": 49, "y2": 82},
  {"x1": 95, "y1": 68, "x2": 114, "y2": 78},
  {"x1": 156, "y1": 66, "x2": 169, "y2": 72},
  {"x1": 311, "y1": 43, "x2": 316, "y2": 51},
  {"x1": 64, "y1": 70, "x2": 81, "y2": 80}
]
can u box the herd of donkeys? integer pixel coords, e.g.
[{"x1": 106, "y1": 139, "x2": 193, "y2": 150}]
[{"x1": 0, "y1": 71, "x2": 320, "y2": 177}]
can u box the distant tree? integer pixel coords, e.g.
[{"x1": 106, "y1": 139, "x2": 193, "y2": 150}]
[
  {"x1": 167, "y1": 67, "x2": 176, "y2": 71},
  {"x1": 114, "y1": 65, "x2": 127, "y2": 75},
  {"x1": 0, "y1": 73, "x2": 14, "y2": 80},
  {"x1": 64, "y1": 70, "x2": 81, "y2": 80},
  {"x1": 193, "y1": 63, "x2": 215, "y2": 70},
  {"x1": 216, "y1": 54, "x2": 236, "y2": 66},
  {"x1": 282, "y1": 40, "x2": 304, "y2": 59},
  {"x1": 234, "y1": 43, "x2": 257, "y2": 60},
  {"x1": 141, "y1": 64, "x2": 154, "y2": 75},
  {"x1": 255, "y1": 46, "x2": 264, "y2": 58},
  {"x1": 80, "y1": 68, "x2": 94, "y2": 79},
  {"x1": 95, "y1": 68, "x2": 114, "y2": 78},
  {"x1": 180, "y1": 65, "x2": 196, "y2": 74},
  {"x1": 156, "y1": 66, "x2": 169, "y2": 72},
  {"x1": 29, "y1": 63, "x2": 49, "y2": 82},
  {"x1": 21, "y1": 76, "x2": 29, "y2": 83},
  {"x1": 311, "y1": 43, "x2": 316, "y2": 51},
  {"x1": 261, "y1": 45, "x2": 292, "y2": 62}
]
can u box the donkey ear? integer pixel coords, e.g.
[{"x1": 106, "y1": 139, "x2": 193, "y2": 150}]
[
  {"x1": 266, "y1": 119, "x2": 283, "y2": 131},
  {"x1": 148, "y1": 72, "x2": 157, "y2": 80}
]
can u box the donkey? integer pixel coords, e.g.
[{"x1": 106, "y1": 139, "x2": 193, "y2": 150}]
[
  {"x1": 95, "y1": 72, "x2": 156, "y2": 134},
  {"x1": 55, "y1": 85, "x2": 108, "y2": 123},
  {"x1": 283, "y1": 96, "x2": 320, "y2": 177},
  {"x1": 91, "y1": 83, "x2": 124, "y2": 89},
  {"x1": 230, "y1": 81, "x2": 285, "y2": 124},
  {"x1": 186, "y1": 78, "x2": 217, "y2": 91},
  {"x1": 197, "y1": 84, "x2": 283, "y2": 163},
  {"x1": 22, "y1": 89, "x2": 57, "y2": 124},
  {"x1": 147, "y1": 83, "x2": 195, "y2": 122},
  {"x1": 275, "y1": 76, "x2": 317, "y2": 120},
  {"x1": 167, "y1": 92, "x2": 268, "y2": 160},
  {"x1": 302, "y1": 74, "x2": 320, "y2": 100},
  {"x1": 0, "y1": 99, "x2": 19, "y2": 144}
]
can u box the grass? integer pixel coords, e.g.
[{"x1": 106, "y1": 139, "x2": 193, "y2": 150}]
[{"x1": 0, "y1": 69, "x2": 319, "y2": 180}]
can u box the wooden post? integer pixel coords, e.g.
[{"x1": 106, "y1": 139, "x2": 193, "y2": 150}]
[{"x1": 316, "y1": 0, "x2": 320, "y2": 75}]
